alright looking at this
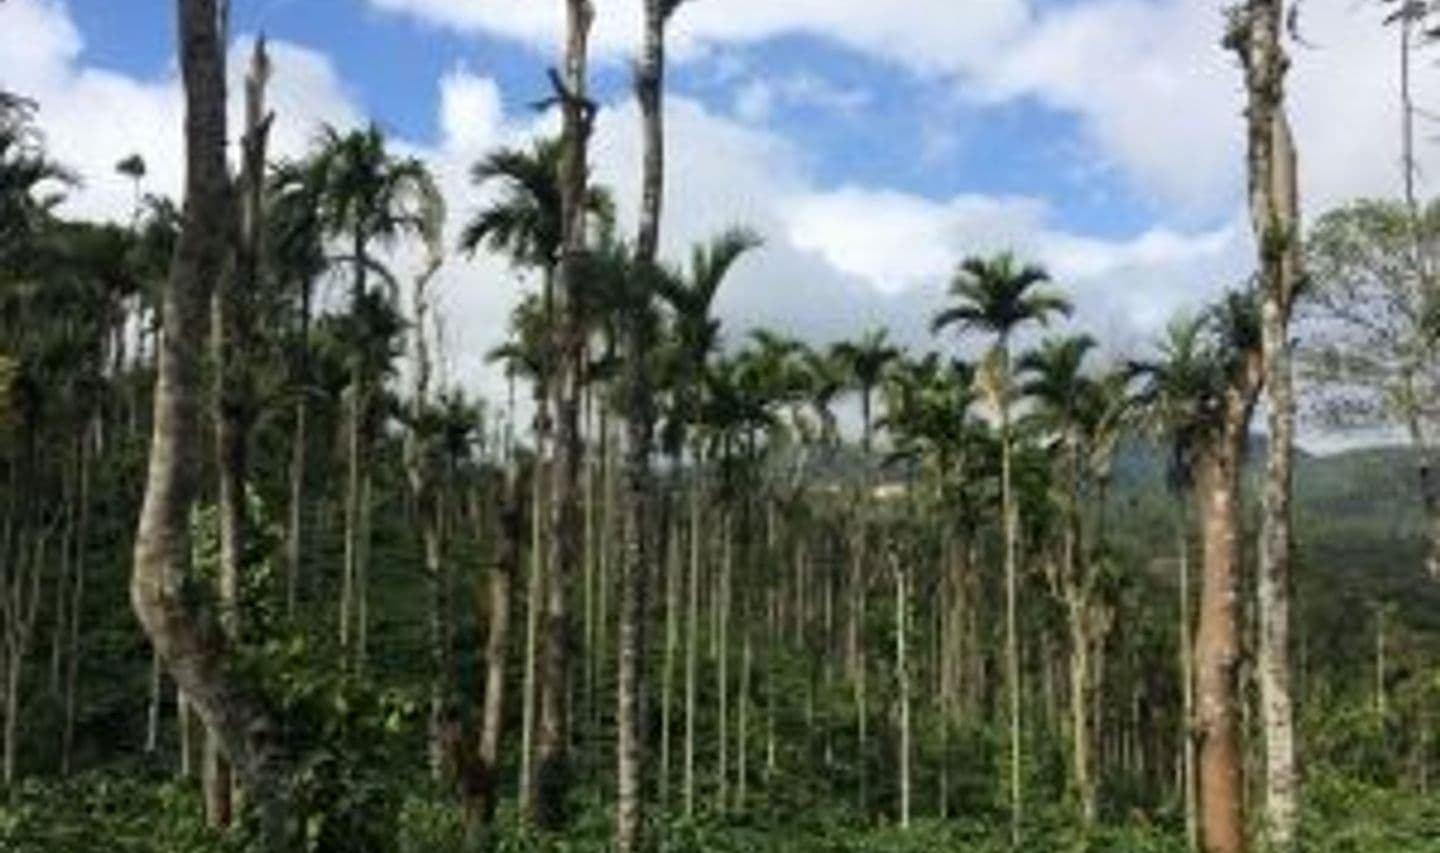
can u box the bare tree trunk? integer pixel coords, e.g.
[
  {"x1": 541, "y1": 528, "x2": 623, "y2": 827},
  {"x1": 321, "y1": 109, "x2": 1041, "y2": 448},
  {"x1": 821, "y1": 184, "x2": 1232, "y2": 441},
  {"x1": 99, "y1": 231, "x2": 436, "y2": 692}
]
[
  {"x1": 683, "y1": 449, "x2": 703, "y2": 817},
  {"x1": 477, "y1": 464, "x2": 522, "y2": 824},
  {"x1": 614, "y1": 0, "x2": 674, "y2": 843},
  {"x1": 1000, "y1": 369, "x2": 1023, "y2": 847},
  {"x1": 716, "y1": 507, "x2": 732, "y2": 810},
  {"x1": 61, "y1": 433, "x2": 92, "y2": 775},
  {"x1": 532, "y1": 0, "x2": 595, "y2": 827},
  {"x1": 204, "y1": 39, "x2": 271, "y2": 828},
  {"x1": 284, "y1": 280, "x2": 311, "y2": 619},
  {"x1": 1193, "y1": 433, "x2": 1249, "y2": 853},
  {"x1": 131, "y1": 3, "x2": 291, "y2": 843},
  {"x1": 892, "y1": 547, "x2": 911, "y2": 829},
  {"x1": 659, "y1": 493, "x2": 680, "y2": 806},
  {"x1": 1229, "y1": 3, "x2": 1301, "y2": 846},
  {"x1": 1178, "y1": 502, "x2": 1199, "y2": 853},
  {"x1": 3, "y1": 530, "x2": 43, "y2": 786},
  {"x1": 519, "y1": 420, "x2": 546, "y2": 813},
  {"x1": 405, "y1": 253, "x2": 449, "y2": 776}
]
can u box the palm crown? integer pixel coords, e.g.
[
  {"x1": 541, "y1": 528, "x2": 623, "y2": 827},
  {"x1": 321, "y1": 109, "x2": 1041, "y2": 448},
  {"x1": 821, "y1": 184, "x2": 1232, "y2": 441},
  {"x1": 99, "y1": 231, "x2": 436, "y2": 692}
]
[{"x1": 933, "y1": 252, "x2": 1072, "y2": 346}]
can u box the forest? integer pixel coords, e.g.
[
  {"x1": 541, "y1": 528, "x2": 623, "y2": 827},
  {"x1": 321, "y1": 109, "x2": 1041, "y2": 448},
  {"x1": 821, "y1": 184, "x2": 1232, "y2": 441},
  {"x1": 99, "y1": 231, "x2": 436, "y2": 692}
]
[{"x1": 1, "y1": 0, "x2": 1439, "y2": 850}]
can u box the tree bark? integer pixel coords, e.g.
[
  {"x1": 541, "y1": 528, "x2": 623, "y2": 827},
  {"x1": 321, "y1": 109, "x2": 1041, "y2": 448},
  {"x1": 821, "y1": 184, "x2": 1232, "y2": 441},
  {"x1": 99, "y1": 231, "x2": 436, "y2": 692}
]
[
  {"x1": 683, "y1": 447, "x2": 703, "y2": 817},
  {"x1": 1000, "y1": 347, "x2": 1023, "y2": 848},
  {"x1": 204, "y1": 38, "x2": 270, "y2": 827},
  {"x1": 1192, "y1": 354, "x2": 1258, "y2": 853},
  {"x1": 405, "y1": 253, "x2": 449, "y2": 776},
  {"x1": 892, "y1": 546, "x2": 911, "y2": 829},
  {"x1": 476, "y1": 463, "x2": 522, "y2": 824},
  {"x1": 131, "y1": 3, "x2": 291, "y2": 844},
  {"x1": 1178, "y1": 501, "x2": 1199, "y2": 853},
  {"x1": 1229, "y1": 2, "x2": 1301, "y2": 846},
  {"x1": 532, "y1": 0, "x2": 595, "y2": 827},
  {"x1": 284, "y1": 274, "x2": 312, "y2": 618},
  {"x1": 615, "y1": 0, "x2": 675, "y2": 844}
]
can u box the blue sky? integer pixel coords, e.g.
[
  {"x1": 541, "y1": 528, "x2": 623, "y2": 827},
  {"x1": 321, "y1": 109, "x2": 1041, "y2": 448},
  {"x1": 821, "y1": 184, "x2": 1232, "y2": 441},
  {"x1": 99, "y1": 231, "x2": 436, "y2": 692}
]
[
  {"x1": 61, "y1": 0, "x2": 1156, "y2": 237},
  {"x1": 0, "y1": 0, "x2": 1423, "y2": 410}
]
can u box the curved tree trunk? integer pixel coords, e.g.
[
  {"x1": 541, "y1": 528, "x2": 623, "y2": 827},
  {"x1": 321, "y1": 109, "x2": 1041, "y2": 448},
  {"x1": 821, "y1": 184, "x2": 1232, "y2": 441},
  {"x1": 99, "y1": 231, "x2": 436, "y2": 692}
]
[{"x1": 131, "y1": 2, "x2": 291, "y2": 844}]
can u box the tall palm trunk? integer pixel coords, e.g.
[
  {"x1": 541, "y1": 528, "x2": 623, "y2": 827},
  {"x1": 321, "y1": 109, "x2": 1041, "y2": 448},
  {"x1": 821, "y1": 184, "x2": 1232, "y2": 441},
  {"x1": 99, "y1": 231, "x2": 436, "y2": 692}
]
[
  {"x1": 1178, "y1": 499, "x2": 1199, "y2": 853},
  {"x1": 131, "y1": 3, "x2": 292, "y2": 843},
  {"x1": 519, "y1": 394, "x2": 548, "y2": 813},
  {"x1": 285, "y1": 275, "x2": 313, "y2": 618},
  {"x1": 999, "y1": 346, "x2": 1023, "y2": 847},
  {"x1": 61, "y1": 430, "x2": 93, "y2": 775},
  {"x1": 683, "y1": 445, "x2": 703, "y2": 817},
  {"x1": 615, "y1": 0, "x2": 673, "y2": 844},
  {"x1": 341, "y1": 215, "x2": 374, "y2": 671},
  {"x1": 477, "y1": 463, "x2": 522, "y2": 825},
  {"x1": 532, "y1": 0, "x2": 595, "y2": 827},
  {"x1": 406, "y1": 254, "x2": 449, "y2": 776},
  {"x1": 892, "y1": 546, "x2": 912, "y2": 829}
]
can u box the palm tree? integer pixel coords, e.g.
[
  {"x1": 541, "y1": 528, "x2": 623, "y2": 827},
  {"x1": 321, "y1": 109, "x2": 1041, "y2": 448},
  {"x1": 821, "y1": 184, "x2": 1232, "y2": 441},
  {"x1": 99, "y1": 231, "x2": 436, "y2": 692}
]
[
  {"x1": 831, "y1": 328, "x2": 901, "y2": 456},
  {"x1": 268, "y1": 157, "x2": 330, "y2": 618},
  {"x1": 932, "y1": 251, "x2": 1071, "y2": 845},
  {"x1": 460, "y1": 135, "x2": 612, "y2": 822},
  {"x1": 828, "y1": 326, "x2": 900, "y2": 808},
  {"x1": 308, "y1": 123, "x2": 443, "y2": 670},
  {"x1": 1020, "y1": 332, "x2": 1125, "y2": 827},
  {"x1": 653, "y1": 227, "x2": 759, "y2": 817},
  {"x1": 1129, "y1": 313, "x2": 1211, "y2": 852},
  {"x1": 1130, "y1": 291, "x2": 1262, "y2": 853}
]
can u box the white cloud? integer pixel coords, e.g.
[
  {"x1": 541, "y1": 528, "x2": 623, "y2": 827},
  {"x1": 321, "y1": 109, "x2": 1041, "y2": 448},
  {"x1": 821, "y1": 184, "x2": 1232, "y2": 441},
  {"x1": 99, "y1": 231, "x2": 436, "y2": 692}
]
[
  {"x1": 975, "y1": 0, "x2": 1240, "y2": 214},
  {"x1": 972, "y1": 0, "x2": 1440, "y2": 220},
  {"x1": 1, "y1": 0, "x2": 1259, "y2": 412},
  {"x1": 366, "y1": 0, "x2": 1030, "y2": 75},
  {"x1": 0, "y1": 0, "x2": 361, "y2": 223}
]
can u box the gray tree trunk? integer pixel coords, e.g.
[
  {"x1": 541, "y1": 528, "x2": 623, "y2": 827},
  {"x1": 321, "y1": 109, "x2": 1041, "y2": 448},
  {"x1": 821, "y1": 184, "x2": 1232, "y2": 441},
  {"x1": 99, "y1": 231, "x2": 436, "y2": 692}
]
[
  {"x1": 130, "y1": 3, "x2": 292, "y2": 843},
  {"x1": 532, "y1": 0, "x2": 595, "y2": 827},
  {"x1": 1229, "y1": 3, "x2": 1301, "y2": 846}
]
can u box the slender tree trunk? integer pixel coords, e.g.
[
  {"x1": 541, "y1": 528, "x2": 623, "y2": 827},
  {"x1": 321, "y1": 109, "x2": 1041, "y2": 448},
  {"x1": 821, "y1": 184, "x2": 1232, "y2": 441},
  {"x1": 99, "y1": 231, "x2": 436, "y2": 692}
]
[
  {"x1": 683, "y1": 448, "x2": 703, "y2": 817},
  {"x1": 285, "y1": 277, "x2": 312, "y2": 619},
  {"x1": 893, "y1": 547, "x2": 911, "y2": 829},
  {"x1": 717, "y1": 506, "x2": 732, "y2": 810},
  {"x1": 406, "y1": 254, "x2": 449, "y2": 777},
  {"x1": 3, "y1": 530, "x2": 43, "y2": 786},
  {"x1": 519, "y1": 408, "x2": 547, "y2": 814},
  {"x1": 61, "y1": 434, "x2": 92, "y2": 775},
  {"x1": 1178, "y1": 501, "x2": 1199, "y2": 853},
  {"x1": 1068, "y1": 599, "x2": 1093, "y2": 826},
  {"x1": 477, "y1": 464, "x2": 522, "y2": 825},
  {"x1": 533, "y1": 0, "x2": 595, "y2": 827},
  {"x1": 130, "y1": 3, "x2": 292, "y2": 843},
  {"x1": 1000, "y1": 354, "x2": 1023, "y2": 847},
  {"x1": 660, "y1": 489, "x2": 680, "y2": 806},
  {"x1": 615, "y1": 0, "x2": 672, "y2": 843},
  {"x1": 1230, "y1": 3, "x2": 1301, "y2": 846}
]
